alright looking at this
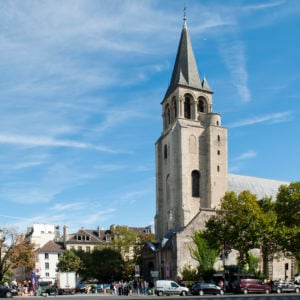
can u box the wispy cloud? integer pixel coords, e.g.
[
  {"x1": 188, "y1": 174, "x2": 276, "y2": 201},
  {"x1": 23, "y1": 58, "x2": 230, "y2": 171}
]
[
  {"x1": 0, "y1": 134, "x2": 116, "y2": 153},
  {"x1": 51, "y1": 202, "x2": 87, "y2": 212},
  {"x1": 218, "y1": 40, "x2": 250, "y2": 102},
  {"x1": 229, "y1": 112, "x2": 291, "y2": 128},
  {"x1": 234, "y1": 150, "x2": 257, "y2": 161},
  {"x1": 244, "y1": 1, "x2": 285, "y2": 11}
]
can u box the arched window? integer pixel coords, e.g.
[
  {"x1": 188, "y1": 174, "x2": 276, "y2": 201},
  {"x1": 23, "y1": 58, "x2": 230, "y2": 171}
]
[
  {"x1": 184, "y1": 96, "x2": 191, "y2": 119},
  {"x1": 191, "y1": 170, "x2": 200, "y2": 197},
  {"x1": 217, "y1": 165, "x2": 220, "y2": 172},
  {"x1": 165, "y1": 104, "x2": 170, "y2": 124},
  {"x1": 217, "y1": 135, "x2": 221, "y2": 142},
  {"x1": 197, "y1": 98, "x2": 205, "y2": 112},
  {"x1": 164, "y1": 144, "x2": 168, "y2": 159},
  {"x1": 172, "y1": 97, "x2": 177, "y2": 121}
]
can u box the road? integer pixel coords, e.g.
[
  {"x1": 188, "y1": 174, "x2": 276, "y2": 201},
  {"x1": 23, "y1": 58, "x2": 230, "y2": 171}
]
[{"x1": 13, "y1": 293, "x2": 300, "y2": 300}]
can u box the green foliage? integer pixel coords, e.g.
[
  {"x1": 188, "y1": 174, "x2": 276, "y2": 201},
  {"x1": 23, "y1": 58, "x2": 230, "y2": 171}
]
[
  {"x1": 111, "y1": 226, "x2": 137, "y2": 255},
  {"x1": 202, "y1": 183, "x2": 300, "y2": 277},
  {"x1": 76, "y1": 248, "x2": 124, "y2": 282},
  {"x1": 204, "y1": 191, "x2": 266, "y2": 268},
  {"x1": 246, "y1": 252, "x2": 260, "y2": 276},
  {"x1": 190, "y1": 230, "x2": 218, "y2": 277},
  {"x1": 56, "y1": 249, "x2": 82, "y2": 272},
  {"x1": 275, "y1": 182, "x2": 300, "y2": 254},
  {"x1": 181, "y1": 264, "x2": 198, "y2": 281},
  {"x1": 0, "y1": 228, "x2": 35, "y2": 282}
]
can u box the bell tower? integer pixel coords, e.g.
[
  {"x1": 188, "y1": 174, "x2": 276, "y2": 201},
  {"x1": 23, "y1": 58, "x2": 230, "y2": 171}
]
[{"x1": 155, "y1": 15, "x2": 228, "y2": 241}]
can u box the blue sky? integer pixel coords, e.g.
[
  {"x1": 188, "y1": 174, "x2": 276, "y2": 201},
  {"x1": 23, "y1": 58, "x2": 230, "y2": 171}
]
[{"x1": 0, "y1": 0, "x2": 299, "y2": 234}]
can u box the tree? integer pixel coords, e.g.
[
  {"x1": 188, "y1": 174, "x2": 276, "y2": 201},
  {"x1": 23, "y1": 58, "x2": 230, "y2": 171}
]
[
  {"x1": 0, "y1": 227, "x2": 35, "y2": 282},
  {"x1": 111, "y1": 226, "x2": 137, "y2": 257},
  {"x1": 275, "y1": 182, "x2": 300, "y2": 260},
  {"x1": 133, "y1": 231, "x2": 155, "y2": 278},
  {"x1": 204, "y1": 190, "x2": 266, "y2": 268},
  {"x1": 76, "y1": 248, "x2": 124, "y2": 282},
  {"x1": 56, "y1": 249, "x2": 82, "y2": 272},
  {"x1": 190, "y1": 231, "x2": 218, "y2": 277},
  {"x1": 258, "y1": 197, "x2": 282, "y2": 277}
]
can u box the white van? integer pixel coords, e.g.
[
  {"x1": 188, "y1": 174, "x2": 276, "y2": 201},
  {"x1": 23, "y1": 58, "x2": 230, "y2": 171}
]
[{"x1": 155, "y1": 280, "x2": 189, "y2": 296}]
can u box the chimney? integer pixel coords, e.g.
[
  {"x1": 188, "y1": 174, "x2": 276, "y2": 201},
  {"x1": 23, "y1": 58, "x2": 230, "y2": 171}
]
[{"x1": 63, "y1": 225, "x2": 69, "y2": 247}]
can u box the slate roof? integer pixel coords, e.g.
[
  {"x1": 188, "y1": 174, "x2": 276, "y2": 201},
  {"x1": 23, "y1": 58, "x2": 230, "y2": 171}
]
[
  {"x1": 65, "y1": 226, "x2": 152, "y2": 244},
  {"x1": 38, "y1": 240, "x2": 65, "y2": 253},
  {"x1": 228, "y1": 173, "x2": 289, "y2": 200}
]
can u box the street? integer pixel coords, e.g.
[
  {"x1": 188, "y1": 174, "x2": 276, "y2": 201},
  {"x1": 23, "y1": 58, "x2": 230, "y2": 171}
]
[{"x1": 12, "y1": 293, "x2": 300, "y2": 300}]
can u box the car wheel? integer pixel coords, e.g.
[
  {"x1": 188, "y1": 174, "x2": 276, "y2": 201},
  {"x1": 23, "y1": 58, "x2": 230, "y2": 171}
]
[
  {"x1": 296, "y1": 288, "x2": 300, "y2": 293},
  {"x1": 265, "y1": 289, "x2": 270, "y2": 294},
  {"x1": 243, "y1": 289, "x2": 248, "y2": 294},
  {"x1": 5, "y1": 291, "x2": 12, "y2": 298},
  {"x1": 181, "y1": 291, "x2": 187, "y2": 296},
  {"x1": 276, "y1": 288, "x2": 281, "y2": 294},
  {"x1": 199, "y1": 290, "x2": 204, "y2": 296},
  {"x1": 158, "y1": 291, "x2": 163, "y2": 296},
  {"x1": 220, "y1": 289, "x2": 224, "y2": 295}
]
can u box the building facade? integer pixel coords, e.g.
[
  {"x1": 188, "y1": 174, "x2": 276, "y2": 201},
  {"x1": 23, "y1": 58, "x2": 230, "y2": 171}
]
[{"x1": 36, "y1": 240, "x2": 65, "y2": 283}]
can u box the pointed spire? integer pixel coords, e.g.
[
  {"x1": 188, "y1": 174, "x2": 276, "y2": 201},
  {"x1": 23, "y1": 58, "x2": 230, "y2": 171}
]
[
  {"x1": 183, "y1": 4, "x2": 187, "y2": 28},
  {"x1": 164, "y1": 10, "x2": 203, "y2": 98},
  {"x1": 202, "y1": 74, "x2": 212, "y2": 91}
]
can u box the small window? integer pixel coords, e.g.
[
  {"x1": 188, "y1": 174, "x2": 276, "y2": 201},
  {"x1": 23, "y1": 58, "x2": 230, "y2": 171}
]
[
  {"x1": 45, "y1": 262, "x2": 49, "y2": 269},
  {"x1": 78, "y1": 246, "x2": 82, "y2": 251},
  {"x1": 217, "y1": 150, "x2": 220, "y2": 155},
  {"x1": 45, "y1": 253, "x2": 49, "y2": 259},
  {"x1": 191, "y1": 170, "x2": 200, "y2": 197},
  {"x1": 77, "y1": 235, "x2": 82, "y2": 241},
  {"x1": 217, "y1": 135, "x2": 220, "y2": 142},
  {"x1": 216, "y1": 121, "x2": 219, "y2": 126},
  {"x1": 45, "y1": 272, "x2": 49, "y2": 277},
  {"x1": 217, "y1": 165, "x2": 220, "y2": 172},
  {"x1": 86, "y1": 246, "x2": 91, "y2": 253},
  {"x1": 164, "y1": 144, "x2": 168, "y2": 159}
]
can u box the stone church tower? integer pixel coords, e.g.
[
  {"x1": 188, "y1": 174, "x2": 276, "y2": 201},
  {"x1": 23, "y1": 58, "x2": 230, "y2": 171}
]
[
  {"x1": 141, "y1": 13, "x2": 291, "y2": 282},
  {"x1": 155, "y1": 15, "x2": 228, "y2": 243}
]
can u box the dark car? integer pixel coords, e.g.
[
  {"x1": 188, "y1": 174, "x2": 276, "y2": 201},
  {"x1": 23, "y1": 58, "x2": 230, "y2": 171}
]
[
  {"x1": 45, "y1": 285, "x2": 58, "y2": 296},
  {"x1": 75, "y1": 283, "x2": 87, "y2": 293},
  {"x1": 231, "y1": 278, "x2": 270, "y2": 294},
  {"x1": 190, "y1": 282, "x2": 224, "y2": 296},
  {"x1": 0, "y1": 285, "x2": 13, "y2": 298},
  {"x1": 90, "y1": 285, "x2": 103, "y2": 293},
  {"x1": 271, "y1": 281, "x2": 300, "y2": 293}
]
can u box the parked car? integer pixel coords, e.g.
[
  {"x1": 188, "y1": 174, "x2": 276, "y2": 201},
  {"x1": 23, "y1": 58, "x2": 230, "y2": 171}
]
[
  {"x1": 75, "y1": 283, "x2": 87, "y2": 293},
  {"x1": 231, "y1": 278, "x2": 270, "y2": 294},
  {"x1": 90, "y1": 284, "x2": 103, "y2": 293},
  {"x1": 45, "y1": 285, "x2": 58, "y2": 295},
  {"x1": 190, "y1": 282, "x2": 224, "y2": 296},
  {"x1": 271, "y1": 280, "x2": 300, "y2": 293},
  {"x1": 155, "y1": 280, "x2": 189, "y2": 296},
  {"x1": 0, "y1": 285, "x2": 13, "y2": 298}
]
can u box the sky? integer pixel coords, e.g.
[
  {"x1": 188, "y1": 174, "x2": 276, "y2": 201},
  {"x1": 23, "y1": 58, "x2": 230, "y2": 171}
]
[{"x1": 0, "y1": 0, "x2": 299, "y2": 235}]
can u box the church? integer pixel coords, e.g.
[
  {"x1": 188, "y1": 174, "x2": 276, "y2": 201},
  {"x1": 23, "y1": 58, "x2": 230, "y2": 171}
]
[{"x1": 143, "y1": 15, "x2": 290, "y2": 282}]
